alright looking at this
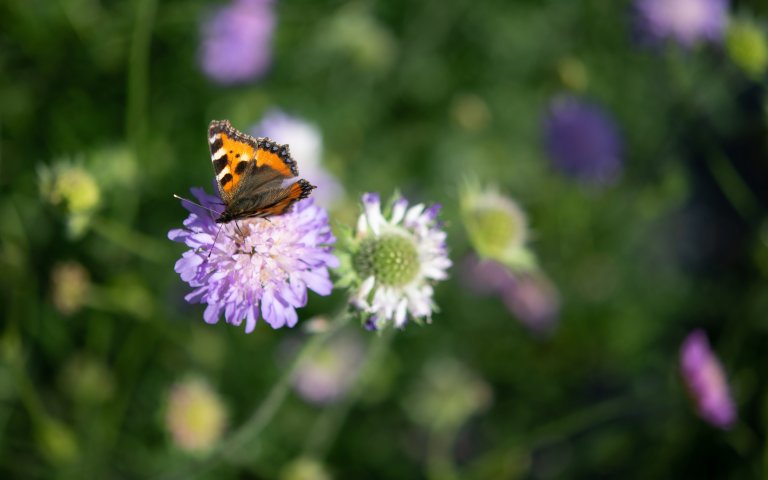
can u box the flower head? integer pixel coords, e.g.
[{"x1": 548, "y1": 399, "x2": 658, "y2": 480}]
[
  {"x1": 199, "y1": 0, "x2": 275, "y2": 85},
  {"x1": 679, "y1": 330, "x2": 736, "y2": 429},
  {"x1": 251, "y1": 110, "x2": 344, "y2": 207},
  {"x1": 543, "y1": 95, "x2": 623, "y2": 185},
  {"x1": 634, "y1": 0, "x2": 729, "y2": 48},
  {"x1": 168, "y1": 188, "x2": 338, "y2": 333},
  {"x1": 460, "y1": 182, "x2": 535, "y2": 271},
  {"x1": 338, "y1": 193, "x2": 451, "y2": 329},
  {"x1": 165, "y1": 377, "x2": 227, "y2": 454}
]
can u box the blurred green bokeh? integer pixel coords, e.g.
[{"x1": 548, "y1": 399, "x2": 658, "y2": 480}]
[{"x1": 2, "y1": 0, "x2": 768, "y2": 478}]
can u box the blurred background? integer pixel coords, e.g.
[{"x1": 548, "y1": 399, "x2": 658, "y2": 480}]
[{"x1": 2, "y1": 0, "x2": 768, "y2": 478}]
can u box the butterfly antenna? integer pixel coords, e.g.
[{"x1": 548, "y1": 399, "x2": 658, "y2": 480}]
[
  {"x1": 235, "y1": 221, "x2": 244, "y2": 237},
  {"x1": 208, "y1": 223, "x2": 224, "y2": 260},
  {"x1": 173, "y1": 194, "x2": 220, "y2": 218}
]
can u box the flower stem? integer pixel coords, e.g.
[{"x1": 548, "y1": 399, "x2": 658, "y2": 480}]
[
  {"x1": 127, "y1": 0, "x2": 155, "y2": 155},
  {"x1": 162, "y1": 311, "x2": 351, "y2": 479},
  {"x1": 302, "y1": 326, "x2": 396, "y2": 459},
  {"x1": 427, "y1": 428, "x2": 460, "y2": 480}
]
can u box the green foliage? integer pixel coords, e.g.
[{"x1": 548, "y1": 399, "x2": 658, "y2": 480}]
[{"x1": 1, "y1": 0, "x2": 767, "y2": 478}]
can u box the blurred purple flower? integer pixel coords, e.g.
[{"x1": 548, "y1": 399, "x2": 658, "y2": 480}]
[
  {"x1": 251, "y1": 110, "x2": 344, "y2": 208},
  {"x1": 634, "y1": 0, "x2": 728, "y2": 47},
  {"x1": 199, "y1": 0, "x2": 275, "y2": 85},
  {"x1": 679, "y1": 330, "x2": 736, "y2": 429},
  {"x1": 543, "y1": 95, "x2": 623, "y2": 185},
  {"x1": 168, "y1": 188, "x2": 338, "y2": 333},
  {"x1": 292, "y1": 333, "x2": 364, "y2": 405},
  {"x1": 462, "y1": 255, "x2": 559, "y2": 333}
]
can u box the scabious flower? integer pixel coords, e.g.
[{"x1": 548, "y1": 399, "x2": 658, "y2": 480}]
[
  {"x1": 679, "y1": 330, "x2": 737, "y2": 429},
  {"x1": 543, "y1": 95, "x2": 623, "y2": 185},
  {"x1": 459, "y1": 182, "x2": 535, "y2": 271},
  {"x1": 292, "y1": 332, "x2": 364, "y2": 405},
  {"x1": 634, "y1": 0, "x2": 729, "y2": 48},
  {"x1": 199, "y1": 0, "x2": 275, "y2": 85},
  {"x1": 337, "y1": 193, "x2": 451, "y2": 330},
  {"x1": 462, "y1": 255, "x2": 559, "y2": 333},
  {"x1": 168, "y1": 188, "x2": 337, "y2": 332},
  {"x1": 165, "y1": 377, "x2": 227, "y2": 454},
  {"x1": 251, "y1": 110, "x2": 344, "y2": 207}
]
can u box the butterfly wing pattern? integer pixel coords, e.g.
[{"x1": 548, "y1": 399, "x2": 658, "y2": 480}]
[{"x1": 207, "y1": 120, "x2": 315, "y2": 223}]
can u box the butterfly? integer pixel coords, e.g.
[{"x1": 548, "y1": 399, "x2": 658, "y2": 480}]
[{"x1": 207, "y1": 119, "x2": 315, "y2": 223}]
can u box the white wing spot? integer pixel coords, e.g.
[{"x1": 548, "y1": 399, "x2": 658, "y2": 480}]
[{"x1": 216, "y1": 167, "x2": 231, "y2": 180}]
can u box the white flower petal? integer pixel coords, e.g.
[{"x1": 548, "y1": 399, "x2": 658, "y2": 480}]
[
  {"x1": 394, "y1": 298, "x2": 408, "y2": 327},
  {"x1": 390, "y1": 198, "x2": 408, "y2": 225}
]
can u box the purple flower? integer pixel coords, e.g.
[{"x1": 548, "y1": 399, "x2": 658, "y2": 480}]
[
  {"x1": 679, "y1": 330, "x2": 736, "y2": 429},
  {"x1": 543, "y1": 95, "x2": 623, "y2": 185},
  {"x1": 462, "y1": 255, "x2": 559, "y2": 334},
  {"x1": 168, "y1": 188, "x2": 338, "y2": 333},
  {"x1": 199, "y1": 0, "x2": 275, "y2": 85},
  {"x1": 251, "y1": 110, "x2": 344, "y2": 208},
  {"x1": 634, "y1": 0, "x2": 728, "y2": 47}
]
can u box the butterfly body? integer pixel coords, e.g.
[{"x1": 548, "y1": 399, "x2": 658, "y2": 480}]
[{"x1": 208, "y1": 119, "x2": 315, "y2": 223}]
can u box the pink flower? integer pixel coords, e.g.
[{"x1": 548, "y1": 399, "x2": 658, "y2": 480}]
[
  {"x1": 462, "y1": 255, "x2": 559, "y2": 334},
  {"x1": 679, "y1": 330, "x2": 737, "y2": 429}
]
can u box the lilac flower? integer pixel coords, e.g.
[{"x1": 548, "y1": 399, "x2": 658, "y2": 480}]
[
  {"x1": 679, "y1": 330, "x2": 737, "y2": 429},
  {"x1": 634, "y1": 0, "x2": 728, "y2": 47},
  {"x1": 168, "y1": 188, "x2": 338, "y2": 333},
  {"x1": 462, "y1": 255, "x2": 559, "y2": 333},
  {"x1": 199, "y1": 0, "x2": 275, "y2": 85},
  {"x1": 543, "y1": 95, "x2": 623, "y2": 185},
  {"x1": 251, "y1": 110, "x2": 344, "y2": 207},
  {"x1": 339, "y1": 193, "x2": 451, "y2": 330}
]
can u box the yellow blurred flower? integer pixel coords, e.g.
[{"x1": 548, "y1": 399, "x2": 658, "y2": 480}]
[{"x1": 165, "y1": 377, "x2": 227, "y2": 454}]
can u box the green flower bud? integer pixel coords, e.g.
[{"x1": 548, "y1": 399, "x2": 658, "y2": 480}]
[
  {"x1": 460, "y1": 182, "x2": 536, "y2": 271},
  {"x1": 727, "y1": 18, "x2": 768, "y2": 78},
  {"x1": 39, "y1": 160, "x2": 101, "y2": 237},
  {"x1": 281, "y1": 457, "x2": 331, "y2": 480}
]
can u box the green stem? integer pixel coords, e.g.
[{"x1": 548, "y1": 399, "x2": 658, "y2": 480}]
[
  {"x1": 427, "y1": 428, "x2": 460, "y2": 480},
  {"x1": 127, "y1": 0, "x2": 156, "y2": 155},
  {"x1": 302, "y1": 326, "x2": 396, "y2": 459},
  {"x1": 705, "y1": 151, "x2": 763, "y2": 223}
]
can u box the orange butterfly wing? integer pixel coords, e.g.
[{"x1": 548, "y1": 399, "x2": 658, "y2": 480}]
[{"x1": 207, "y1": 120, "x2": 315, "y2": 222}]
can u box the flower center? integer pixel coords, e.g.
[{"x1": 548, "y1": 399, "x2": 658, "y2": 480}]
[
  {"x1": 353, "y1": 233, "x2": 420, "y2": 287},
  {"x1": 466, "y1": 207, "x2": 522, "y2": 253}
]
